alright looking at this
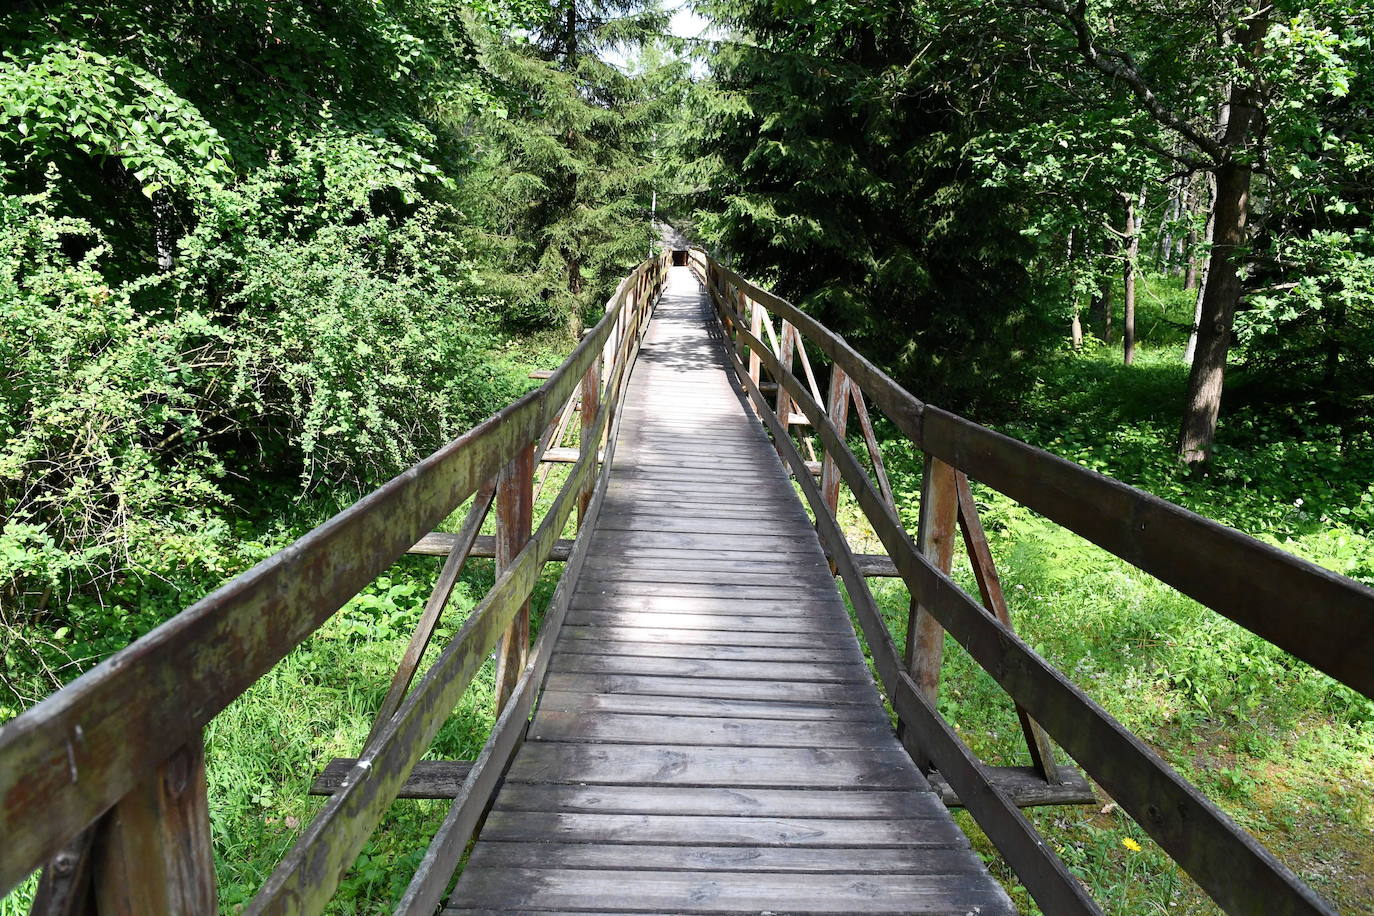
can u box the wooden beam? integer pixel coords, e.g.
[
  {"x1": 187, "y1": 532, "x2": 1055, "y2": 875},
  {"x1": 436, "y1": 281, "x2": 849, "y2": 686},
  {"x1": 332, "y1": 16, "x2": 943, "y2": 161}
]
[
  {"x1": 494, "y1": 446, "x2": 534, "y2": 714},
  {"x1": 364, "y1": 480, "x2": 496, "y2": 752},
  {"x1": 906, "y1": 455, "x2": 958, "y2": 712},
  {"x1": 30, "y1": 825, "x2": 98, "y2": 916},
  {"x1": 309, "y1": 760, "x2": 473, "y2": 799},
  {"x1": 927, "y1": 766, "x2": 1094, "y2": 809},
  {"x1": 578, "y1": 359, "x2": 601, "y2": 527},
  {"x1": 91, "y1": 739, "x2": 215, "y2": 916},
  {"x1": 541, "y1": 447, "x2": 603, "y2": 464},
  {"x1": 955, "y1": 472, "x2": 1061, "y2": 784}
]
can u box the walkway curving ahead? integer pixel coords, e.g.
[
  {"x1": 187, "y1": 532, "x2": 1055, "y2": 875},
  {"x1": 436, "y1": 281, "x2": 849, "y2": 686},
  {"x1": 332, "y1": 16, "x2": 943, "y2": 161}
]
[{"x1": 445, "y1": 267, "x2": 1015, "y2": 914}]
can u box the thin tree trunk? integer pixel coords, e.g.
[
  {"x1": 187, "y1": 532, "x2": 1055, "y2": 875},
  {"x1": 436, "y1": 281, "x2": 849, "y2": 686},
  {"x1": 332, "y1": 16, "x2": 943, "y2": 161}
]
[
  {"x1": 1123, "y1": 190, "x2": 1140, "y2": 365},
  {"x1": 1067, "y1": 230, "x2": 1083, "y2": 349},
  {"x1": 152, "y1": 189, "x2": 175, "y2": 271},
  {"x1": 1177, "y1": 13, "x2": 1264, "y2": 465},
  {"x1": 1183, "y1": 224, "x2": 1200, "y2": 289},
  {"x1": 1099, "y1": 277, "x2": 1114, "y2": 343}
]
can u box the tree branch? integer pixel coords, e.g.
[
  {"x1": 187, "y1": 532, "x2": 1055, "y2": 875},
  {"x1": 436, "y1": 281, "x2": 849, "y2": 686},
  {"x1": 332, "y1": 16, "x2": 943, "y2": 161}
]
[{"x1": 1028, "y1": 0, "x2": 1224, "y2": 160}]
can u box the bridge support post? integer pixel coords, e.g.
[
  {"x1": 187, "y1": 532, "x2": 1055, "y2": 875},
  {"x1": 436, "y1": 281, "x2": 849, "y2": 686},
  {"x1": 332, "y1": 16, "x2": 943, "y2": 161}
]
[
  {"x1": 902, "y1": 455, "x2": 958, "y2": 766},
  {"x1": 494, "y1": 442, "x2": 534, "y2": 713},
  {"x1": 75, "y1": 737, "x2": 215, "y2": 916}
]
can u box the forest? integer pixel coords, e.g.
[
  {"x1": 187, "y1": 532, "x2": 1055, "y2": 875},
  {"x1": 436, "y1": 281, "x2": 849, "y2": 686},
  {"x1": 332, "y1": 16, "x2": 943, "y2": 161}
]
[{"x1": 1, "y1": 0, "x2": 1371, "y2": 913}]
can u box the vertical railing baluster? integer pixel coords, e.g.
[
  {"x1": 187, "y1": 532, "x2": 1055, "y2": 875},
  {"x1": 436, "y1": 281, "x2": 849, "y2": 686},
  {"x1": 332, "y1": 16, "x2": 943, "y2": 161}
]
[
  {"x1": 493, "y1": 443, "x2": 534, "y2": 712},
  {"x1": 902, "y1": 455, "x2": 958, "y2": 767},
  {"x1": 578, "y1": 361, "x2": 600, "y2": 529},
  {"x1": 90, "y1": 737, "x2": 216, "y2": 915}
]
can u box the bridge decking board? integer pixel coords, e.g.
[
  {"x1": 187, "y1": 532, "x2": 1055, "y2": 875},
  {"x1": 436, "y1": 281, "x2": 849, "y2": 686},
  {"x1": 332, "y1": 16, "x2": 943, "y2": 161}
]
[{"x1": 444, "y1": 267, "x2": 1014, "y2": 914}]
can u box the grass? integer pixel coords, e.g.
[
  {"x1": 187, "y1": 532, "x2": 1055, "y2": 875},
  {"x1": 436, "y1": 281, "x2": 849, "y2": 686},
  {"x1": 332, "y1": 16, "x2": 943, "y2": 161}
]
[{"x1": 5, "y1": 274, "x2": 1372, "y2": 914}]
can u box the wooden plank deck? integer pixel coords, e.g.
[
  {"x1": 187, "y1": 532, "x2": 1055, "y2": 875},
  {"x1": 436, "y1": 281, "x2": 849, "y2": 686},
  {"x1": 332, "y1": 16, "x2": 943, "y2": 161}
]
[{"x1": 445, "y1": 267, "x2": 1015, "y2": 914}]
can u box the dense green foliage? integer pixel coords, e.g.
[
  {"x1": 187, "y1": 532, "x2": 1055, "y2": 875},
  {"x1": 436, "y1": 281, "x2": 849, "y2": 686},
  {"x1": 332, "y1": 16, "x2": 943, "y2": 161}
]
[
  {"x1": 0, "y1": 1, "x2": 670, "y2": 710},
  {"x1": 3, "y1": 0, "x2": 1373, "y2": 912},
  {"x1": 676, "y1": 0, "x2": 1374, "y2": 427},
  {"x1": 676, "y1": 4, "x2": 1059, "y2": 406}
]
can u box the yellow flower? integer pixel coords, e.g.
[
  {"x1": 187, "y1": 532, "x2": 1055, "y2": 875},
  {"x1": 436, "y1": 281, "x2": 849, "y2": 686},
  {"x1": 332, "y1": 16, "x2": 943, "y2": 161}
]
[{"x1": 1121, "y1": 837, "x2": 1142, "y2": 852}]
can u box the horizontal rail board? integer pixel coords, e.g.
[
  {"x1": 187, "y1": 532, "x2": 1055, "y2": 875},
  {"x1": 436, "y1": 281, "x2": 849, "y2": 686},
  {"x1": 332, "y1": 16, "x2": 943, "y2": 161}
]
[{"x1": 921, "y1": 406, "x2": 1374, "y2": 697}]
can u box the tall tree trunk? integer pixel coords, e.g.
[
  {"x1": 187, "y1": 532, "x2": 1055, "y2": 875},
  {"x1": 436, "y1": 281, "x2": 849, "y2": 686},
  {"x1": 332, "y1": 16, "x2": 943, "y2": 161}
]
[
  {"x1": 1177, "y1": 159, "x2": 1252, "y2": 463},
  {"x1": 1183, "y1": 224, "x2": 1200, "y2": 289},
  {"x1": 1177, "y1": 14, "x2": 1264, "y2": 464},
  {"x1": 1123, "y1": 190, "x2": 1140, "y2": 365}
]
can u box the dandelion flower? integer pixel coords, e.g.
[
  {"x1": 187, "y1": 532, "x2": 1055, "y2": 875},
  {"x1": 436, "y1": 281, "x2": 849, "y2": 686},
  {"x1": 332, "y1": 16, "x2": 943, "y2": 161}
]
[{"x1": 1121, "y1": 837, "x2": 1142, "y2": 852}]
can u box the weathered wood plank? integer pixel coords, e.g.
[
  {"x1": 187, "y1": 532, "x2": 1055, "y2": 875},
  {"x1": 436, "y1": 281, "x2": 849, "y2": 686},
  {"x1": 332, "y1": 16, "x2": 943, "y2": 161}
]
[
  {"x1": 538, "y1": 672, "x2": 872, "y2": 706},
  {"x1": 556, "y1": 624, "x2": 837, "y2": 649},
  {"x1": 530, "y1": 710, "x2": 892, "y2": 748},
  {"x1": 927, "y1": 766, "x2": 1095, "y2": 809},
  {"x1": 90, "y1": 738, "x2": 216, "y2": 916},
  {"x1": 490, "y1": 784, "x2": 944, "y2": 818},
  {"x1": 466, "y1": 842, "x2": 981, "y2": 875},
  {"x1": 308, "y1": 759, "x2": 474, "y2": 798},
  {"x1": 565, "y1": 609, "x2": 852, "y2": 633},
  {"x1": 504, "y1": 743, "x2": 924, "y2": 789},
  {"x1": 548, "y1": 653, "x2": 871, "y2": 684},
  {"x1": 445, "y1": 868, "x2": 1014, "y2": 914},
  {"x1": 553, "y1": 638, "x2": 860, "y2": 663},
  {"x1": 478, "y1": 810, "x2": 967, "y2": 847},
  {"x1": 534, "y1": 688, "x2": 888, "y2": 723}
]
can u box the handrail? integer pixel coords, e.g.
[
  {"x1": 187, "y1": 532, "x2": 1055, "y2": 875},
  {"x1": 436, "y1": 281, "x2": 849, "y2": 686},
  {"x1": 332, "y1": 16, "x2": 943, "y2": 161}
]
[
  {"x1": 0, "y1": 251, "x2": 671, "y2": 911},
  {"x1": 694, "y1": 247, "x2": 1360, "y2": 916},
  {"x1": 699, "y1": 251, "x2": 1374, "y2": 699}
]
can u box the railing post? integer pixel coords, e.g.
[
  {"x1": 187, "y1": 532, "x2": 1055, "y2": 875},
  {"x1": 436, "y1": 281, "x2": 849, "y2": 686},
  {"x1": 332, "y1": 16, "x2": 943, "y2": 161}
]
[
  {"x1": 577, "y1": 360, "x2": 601, "y2": 529},
  {"x1": 776, "y1": 322, "x2": 796, "y2": 423},
  {"x1": 493, "y1": 442, "x2": 534, "y2": 712},
  {"x1": 819, "y1": 366, "x2": 851, "y2": 519},
  {"x1": 747, "y1": 294, "x2": 763, "y2": 395},
  {"x1": 906, "y1": 454, "x2": 959, "y2": 718},
  {"x1": 90, "y1": 737, "x2": 216, "y2": 915}
]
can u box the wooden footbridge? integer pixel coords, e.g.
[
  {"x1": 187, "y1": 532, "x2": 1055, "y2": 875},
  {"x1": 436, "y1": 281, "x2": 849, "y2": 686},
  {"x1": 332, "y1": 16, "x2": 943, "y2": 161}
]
[{"x1": 3, "y1": 252, "x2": 1371, "y2": 915}]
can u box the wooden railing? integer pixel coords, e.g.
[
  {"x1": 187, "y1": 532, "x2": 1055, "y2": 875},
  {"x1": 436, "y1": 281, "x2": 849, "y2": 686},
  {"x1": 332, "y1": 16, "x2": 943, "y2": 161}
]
[
  {"x1": 0, "y1": 251, "x2": 671, "y2": 915},
  {"x1": 691, "y1": 247, "x2": 1370, "y2": 916}
]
